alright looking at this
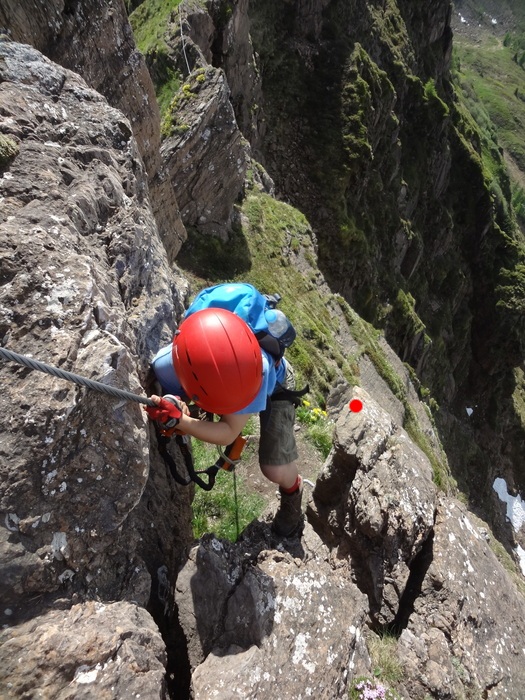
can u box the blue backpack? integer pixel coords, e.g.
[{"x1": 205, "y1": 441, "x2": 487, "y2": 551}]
[{"x1": 184, "y1": 283, "x2": 296, "y2": 360}]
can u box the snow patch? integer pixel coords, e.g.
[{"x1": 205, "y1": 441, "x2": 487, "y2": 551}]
[
  {"x1": 493, "y1": 478, "x2": 525, "y2": 530},
  {"x1": 493, "y1": 478, "x2": 525, "y2": 576},
  {"x1": 517, "y1": 545, "x2": 525, "y2": 577}
]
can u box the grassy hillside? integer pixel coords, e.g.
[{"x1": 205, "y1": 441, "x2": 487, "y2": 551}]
[
  {"x1": 451, "y1": 1, "x2": 525, "y2": 489},
  {"x1": 453, "y1": 0, "x2": 525, "y2": 225},
  {"x1": 129, "y1": 0, "x2": 184, "y2": 116}
]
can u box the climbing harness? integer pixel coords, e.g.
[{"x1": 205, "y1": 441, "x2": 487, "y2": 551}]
[{"x1": 155, "y1": 428, "x2": 247, "y2": 492}]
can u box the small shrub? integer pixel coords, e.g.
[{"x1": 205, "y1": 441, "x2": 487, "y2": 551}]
[
  {"x1": 297, "y1": 400, "x2": 334, "y2": 459},
  {"x1": 368, "y1": 632, "x2": 403, "y2": 685},
  {"x1": 0, "y1": 134, "x2": 19, "y2": 167}
]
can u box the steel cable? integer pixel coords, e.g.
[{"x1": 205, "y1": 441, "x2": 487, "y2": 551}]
[{"x1": 0, "y1": 346, "x2": 155, "y2": 406}]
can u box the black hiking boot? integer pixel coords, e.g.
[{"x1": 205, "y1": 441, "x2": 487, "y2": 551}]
[{"x1": 272, "y1": 477, "x2": 304, "y2": 537}]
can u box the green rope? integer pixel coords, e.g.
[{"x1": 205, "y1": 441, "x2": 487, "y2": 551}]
[
  {"x1": 233, "y1": 469, "x2": 240, "y2": 540},
  {"x1": 0, "y1": 346, "x2": 155, "y2": 406}
]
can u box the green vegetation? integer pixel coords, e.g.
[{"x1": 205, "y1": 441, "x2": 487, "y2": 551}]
[
  {"x1": 160, "y1": 67, "x2": 208, "y2": 137},
  {"x1": 487, "y1": 528, "x2": 525, "y2": 598},
  {"x1": 129, "y1": 0, "x2": 184, "y2": 117},
  {"x1": 423, "y1": 78, "x2": 450, "y2": 118},
  {"x1": 368, "y1": 631, "x2": 404, "y2": 686},
  {"x1": 512, "y1": 182, "x2": 525, "y2": 225},
  {"x1": 192, "y1": 468, "x2": 265, "y2": 541},
  {"x1": 296, "y1": 400, "x2": 333, "y2": 459},
  {"x1": 129, "y1": 0, "x2": 182, "y2": 55},
  {"x1": 452, "y1": 27, "x2": 525, "y2": 383},
  {"x1": 349, "y1": 632, "x2": 402, "y2": 699},
  {"x1": 0, "y1": 134, "x2": 19, "y2": 167},
  {"x1": 191, "y1": 420, "x2": 265, "y2": 541},
  {"x1": 454, "y1": 32, "x2": 525, "y2": 172}
]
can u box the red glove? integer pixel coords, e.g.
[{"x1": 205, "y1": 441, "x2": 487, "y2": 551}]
[{"x1": 145, "y1": 395, "x2": 183, "y2": 427}]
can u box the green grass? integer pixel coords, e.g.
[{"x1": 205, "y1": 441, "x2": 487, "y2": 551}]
[
  {"x1": 191, "y1": 426, "x2": 265, "y2": 541},
  {"x1": 454, "y1": 37, "x2": 525, "y2": 170},
  {"x1": 349, "y1": 631, "x2": 403, "y2": 699},
  {"x1": 129, "y1": 0, "x2": 184, "y2": 117},
  {"x1": 129, "y1": 0, "x2": 182, "y2": 55},
  {"x1": 368, "y1": 631, "x2": 403, "y2": 686},
  {"x1": 191, "y1": 468, "x2": 265, "y2": 541},
  {"x1": 296, "y1": 401, "x2": 334, "y2": 459}
]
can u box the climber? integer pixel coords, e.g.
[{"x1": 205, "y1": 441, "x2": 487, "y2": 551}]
[{"x1": 146, "y1": 284, "x2": 306, "y2": 538}]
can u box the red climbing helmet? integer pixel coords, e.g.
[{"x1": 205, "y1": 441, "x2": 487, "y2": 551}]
[{"x1": 172, "y1": 307, "x2": 263, "y2": 414}]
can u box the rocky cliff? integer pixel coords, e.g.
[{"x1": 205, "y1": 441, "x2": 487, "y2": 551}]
[{"x1": 1, "y1": 1, "x2": 525, "y2": 699}]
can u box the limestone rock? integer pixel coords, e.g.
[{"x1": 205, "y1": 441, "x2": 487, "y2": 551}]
[
  {"x1": 397, "y1": 498, "x2": 525, "y2": 699},
  {"x1": 0, "y1": 601, "x2": 168, "y2": 699},
  {"x1": 0, "y1": 40, "x2": 191, "y2": 628},
  {"x1": 0, "y1": 0, "x2": 187, "y2": 261},
  {"x1": 310, "y1": 384, "x2": 525, "y2": 698},
  {"x1": 310, "y1": 385, "x2": 438, "y2": 626},
  {"x1": 176, "y1": 528, "x2": 369, "y2": 699},
  {"x1": 1, "y1": 4, "x2": 525, "y2": 700},
  {"x1": 0, "y1": 0, "x2": 157, "y2": 174},
  {"x1": 205, "y1": 0, "x2": 263, "y2": 143},
  {"x1": 161, "y1": 64, "x2": 250, "y2": 238}
]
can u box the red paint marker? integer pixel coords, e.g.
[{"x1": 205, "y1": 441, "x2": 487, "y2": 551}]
[{"x1": 349, "y1": 399, "x2": 363, "y2": 413}]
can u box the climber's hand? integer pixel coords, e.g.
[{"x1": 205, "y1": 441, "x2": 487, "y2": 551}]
[{"x1": 145, "y1": 394, "x2": 186, "y2": 426}]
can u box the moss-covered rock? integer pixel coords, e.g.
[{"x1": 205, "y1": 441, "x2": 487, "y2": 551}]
[{"x1": 0, "y1": 134, "x2": 19, "y2": 168}]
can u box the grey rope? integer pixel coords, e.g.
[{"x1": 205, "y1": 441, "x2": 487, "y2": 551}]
[
  {"x1": 179, "y1": 3, "x2": 191, "y2": 76},
  {"x1": 0, "y1": 346, "x2": 155, "y2": 407}
]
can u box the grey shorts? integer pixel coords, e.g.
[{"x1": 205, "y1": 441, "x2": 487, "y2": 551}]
[{"x1": 258, "y1": 362, "x2": 298, "y2": 466}]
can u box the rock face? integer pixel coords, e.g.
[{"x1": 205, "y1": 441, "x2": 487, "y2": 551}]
[
  {"x1": 176, "y1": 527, "x2": 369, "y2": 699},
  {"x1": 0, "y1": 601, "x2": 168, "y2": 699},
  {"x1": 170, "y1": 385, "x2": 525, "y2": 698},
  {"x1": 0, "y1": 0, "x2": 187, "y2": 262},
  {"x1": 0, "y1": 40, "x2": 192, "y2": 698},
  {"x1": 310, "y1": 385, "x2": 438, "y2": 628},
  {"x1": 1, "y1": 2, "x2": 525, "y2": 700},
  {"x1": 309, "y1": 386, "x2": 525, "y2": 699},
  {"x1": 160, "y1": 64, "x2": 250, "y2": 239},
  {"x1": 155, "y1": 5, "x2": 253, "y2": 240},
  {"x1": 398, "y1": 498, "x2": 525, "y2": 699},
  {"x1": 203, "y1": 0, "x2": 263, "y2": 144}
]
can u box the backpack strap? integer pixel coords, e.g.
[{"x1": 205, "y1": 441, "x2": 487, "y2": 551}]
[{"x1": 271, "y1": 382, "x2": 310, "y2": 407}]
